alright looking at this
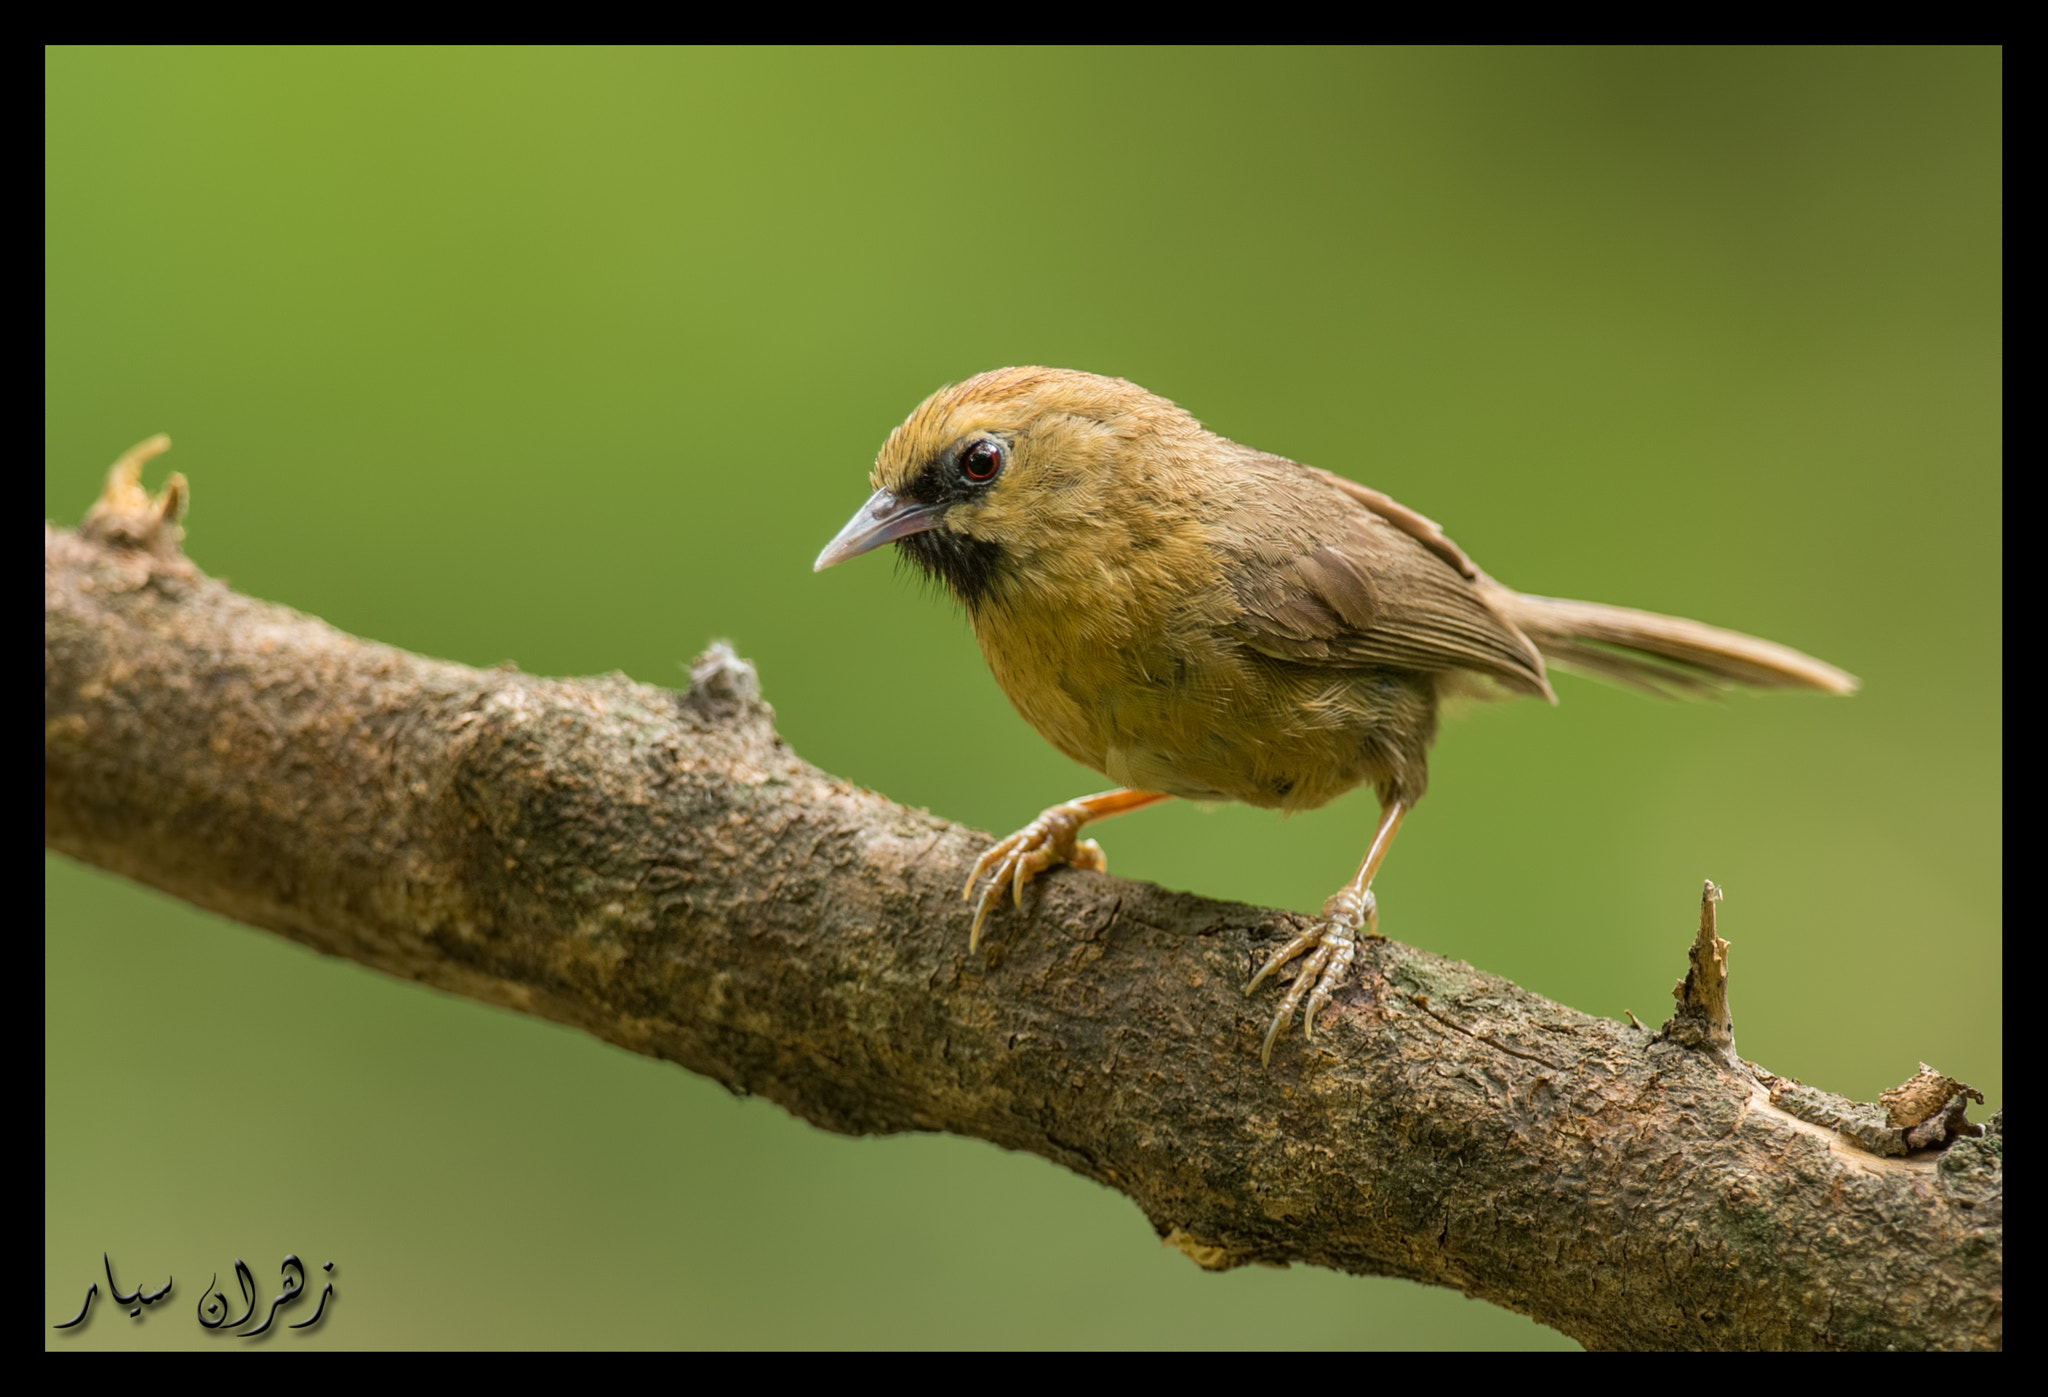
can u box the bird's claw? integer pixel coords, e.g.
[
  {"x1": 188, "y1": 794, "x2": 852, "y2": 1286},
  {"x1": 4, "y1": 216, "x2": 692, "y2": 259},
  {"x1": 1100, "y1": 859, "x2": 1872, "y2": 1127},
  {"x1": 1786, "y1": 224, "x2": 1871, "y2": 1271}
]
[
  {"x1": 962, "y1": 803, "x2": 1106, "y2": 951},
  {"x1": 1245, "y1": 887, "x2": 1377, "y2": 1066}
]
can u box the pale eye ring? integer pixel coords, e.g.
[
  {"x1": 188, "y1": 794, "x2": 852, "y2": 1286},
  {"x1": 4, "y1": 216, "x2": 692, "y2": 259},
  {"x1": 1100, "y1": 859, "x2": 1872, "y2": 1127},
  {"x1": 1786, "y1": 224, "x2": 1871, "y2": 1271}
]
[{"x1": 960, "y1": 440, "x2": 1003, "y2": 483}]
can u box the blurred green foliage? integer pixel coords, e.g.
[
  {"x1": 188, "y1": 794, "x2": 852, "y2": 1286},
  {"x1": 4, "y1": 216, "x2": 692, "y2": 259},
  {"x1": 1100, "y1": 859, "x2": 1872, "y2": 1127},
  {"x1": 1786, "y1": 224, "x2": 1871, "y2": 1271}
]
[{"x1": 46, "y1": 47, "x2": 1998, "y2": 1349}]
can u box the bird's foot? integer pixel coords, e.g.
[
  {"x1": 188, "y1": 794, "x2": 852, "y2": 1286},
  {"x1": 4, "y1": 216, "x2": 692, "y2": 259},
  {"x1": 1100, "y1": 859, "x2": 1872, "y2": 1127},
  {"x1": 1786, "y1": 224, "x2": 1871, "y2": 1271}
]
[
  {"x1": 963, "y1": 802, "x2": 1108, "y2": 951},
  {"x1": 1245, "y1": 887, "x2": 1378, "y2": 1067}
]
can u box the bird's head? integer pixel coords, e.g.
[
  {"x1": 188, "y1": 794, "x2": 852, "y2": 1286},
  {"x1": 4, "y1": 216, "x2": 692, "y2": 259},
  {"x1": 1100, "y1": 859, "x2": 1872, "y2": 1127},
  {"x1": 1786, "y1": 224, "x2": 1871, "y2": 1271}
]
[{"x1": 813, "y1": 367, "x2": 1211, "y2": 609}]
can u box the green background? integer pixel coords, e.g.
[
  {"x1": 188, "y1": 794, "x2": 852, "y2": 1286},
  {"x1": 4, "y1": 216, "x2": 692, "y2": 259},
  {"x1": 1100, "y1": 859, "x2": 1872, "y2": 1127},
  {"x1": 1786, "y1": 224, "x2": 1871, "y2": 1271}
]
[{"x1": 46, "y1": 47, "x2": 2000, "y2": 1349}]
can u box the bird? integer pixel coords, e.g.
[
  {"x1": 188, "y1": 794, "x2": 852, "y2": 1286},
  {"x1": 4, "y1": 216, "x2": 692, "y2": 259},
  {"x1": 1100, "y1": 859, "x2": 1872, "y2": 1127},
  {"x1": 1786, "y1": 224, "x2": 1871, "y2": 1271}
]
[{"x1": 814, "y1": 367, "x2": 1855, "y2": 1065}]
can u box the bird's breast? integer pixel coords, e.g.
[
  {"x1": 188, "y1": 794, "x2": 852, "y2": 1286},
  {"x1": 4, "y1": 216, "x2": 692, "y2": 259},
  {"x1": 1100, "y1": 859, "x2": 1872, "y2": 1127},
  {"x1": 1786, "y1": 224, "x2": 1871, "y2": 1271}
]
[{"x1": 970, "y1": 565, "x2": 1407, "y2": 812}]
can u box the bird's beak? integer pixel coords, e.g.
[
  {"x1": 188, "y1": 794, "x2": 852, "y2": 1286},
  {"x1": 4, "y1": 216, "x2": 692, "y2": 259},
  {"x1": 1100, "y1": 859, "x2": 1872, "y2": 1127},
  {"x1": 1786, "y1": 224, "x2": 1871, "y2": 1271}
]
[{"x1": 813, "y1": 488, "x2": 945, "y2": 572}]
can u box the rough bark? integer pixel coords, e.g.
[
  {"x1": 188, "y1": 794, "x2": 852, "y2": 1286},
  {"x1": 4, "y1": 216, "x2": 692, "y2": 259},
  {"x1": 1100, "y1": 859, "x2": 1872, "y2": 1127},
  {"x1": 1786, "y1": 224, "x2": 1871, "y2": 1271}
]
[{"x1": 43, "y1": 446, "x2": 2001, "y2": 1351}]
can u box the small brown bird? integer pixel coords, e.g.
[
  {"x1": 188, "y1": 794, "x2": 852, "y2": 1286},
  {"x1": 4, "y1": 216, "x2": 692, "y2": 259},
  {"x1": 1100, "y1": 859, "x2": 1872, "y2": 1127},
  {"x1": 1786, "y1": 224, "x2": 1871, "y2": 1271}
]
[{"x1": 816, "y1": 368, "x2": 1854, "y2": 1064}]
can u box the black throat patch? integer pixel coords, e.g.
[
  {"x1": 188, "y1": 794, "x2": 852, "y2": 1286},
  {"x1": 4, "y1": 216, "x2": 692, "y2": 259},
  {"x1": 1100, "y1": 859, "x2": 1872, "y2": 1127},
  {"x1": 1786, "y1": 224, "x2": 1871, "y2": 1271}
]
[
  {"x1": 895, "y1": 528, "x2": 1008, "y2": 611},
  {"x1": 892, "y1": 451, "x2": 1010, "y2": 610}
]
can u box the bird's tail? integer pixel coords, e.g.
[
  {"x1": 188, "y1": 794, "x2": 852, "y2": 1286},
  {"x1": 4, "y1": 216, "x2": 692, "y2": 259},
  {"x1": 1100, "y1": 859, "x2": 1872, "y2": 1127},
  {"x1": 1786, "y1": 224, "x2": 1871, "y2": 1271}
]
[{"x1": 1484, "y1": 588, "x2": 1857, "y2": 700}]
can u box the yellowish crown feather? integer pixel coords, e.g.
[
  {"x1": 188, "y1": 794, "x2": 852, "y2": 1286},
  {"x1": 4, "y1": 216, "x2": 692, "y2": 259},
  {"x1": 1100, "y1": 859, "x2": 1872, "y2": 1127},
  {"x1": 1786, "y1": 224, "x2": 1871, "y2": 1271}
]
[{"x1": 871, "y1": 367, "x2": 1199, "y2": 491}]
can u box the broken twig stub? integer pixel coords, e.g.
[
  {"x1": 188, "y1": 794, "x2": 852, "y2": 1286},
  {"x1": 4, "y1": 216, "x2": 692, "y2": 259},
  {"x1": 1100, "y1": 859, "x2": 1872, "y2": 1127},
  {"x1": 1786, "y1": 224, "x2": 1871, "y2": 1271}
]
[{"x1": 1657, "y1": 879, "x2": 1737, "y2": 1067}]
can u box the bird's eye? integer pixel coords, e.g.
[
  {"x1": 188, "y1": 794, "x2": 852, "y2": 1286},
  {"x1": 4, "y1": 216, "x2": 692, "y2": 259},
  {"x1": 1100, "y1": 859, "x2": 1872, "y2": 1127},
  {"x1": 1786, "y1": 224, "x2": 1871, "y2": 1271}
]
[{"x1": 960, "y1": 440, "x2": 1004, "y2": 484}]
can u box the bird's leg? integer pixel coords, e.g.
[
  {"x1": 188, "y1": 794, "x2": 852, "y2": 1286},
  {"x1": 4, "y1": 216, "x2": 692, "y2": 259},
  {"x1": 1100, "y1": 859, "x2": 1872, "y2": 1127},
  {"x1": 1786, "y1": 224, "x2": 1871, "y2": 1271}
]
[
  {"x1": 1246, "y1": 798, "x2": 1409, "y2": 1065},
  {"x1": 964, "y1": 789, "x2": 1172, "y2": 950}
]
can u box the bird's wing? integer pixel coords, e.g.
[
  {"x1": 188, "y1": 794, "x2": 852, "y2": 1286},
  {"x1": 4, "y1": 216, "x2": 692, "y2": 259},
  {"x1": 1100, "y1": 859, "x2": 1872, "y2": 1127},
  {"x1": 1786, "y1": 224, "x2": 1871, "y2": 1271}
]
[
  {"x1": 1221, "y1": 455, "x2": 1554, "y2": 700},
  {"x1": 1304, "y1": 467, "x2": 1481, "y2": 580}
]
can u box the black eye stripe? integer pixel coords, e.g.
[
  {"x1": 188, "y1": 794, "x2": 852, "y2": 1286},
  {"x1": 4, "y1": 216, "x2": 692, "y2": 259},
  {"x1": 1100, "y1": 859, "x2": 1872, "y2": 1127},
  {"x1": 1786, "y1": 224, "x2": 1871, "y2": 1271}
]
[{"x1": 899, "y1": 437, "x2": 1006, "y2": 505}]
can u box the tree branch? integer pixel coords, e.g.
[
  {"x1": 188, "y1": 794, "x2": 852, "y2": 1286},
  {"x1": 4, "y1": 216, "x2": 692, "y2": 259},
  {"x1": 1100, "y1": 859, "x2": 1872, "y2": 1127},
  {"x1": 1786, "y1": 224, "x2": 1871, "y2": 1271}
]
[{"x1": 43, "y1": 448, "x2": 2000, "y2": 1350}]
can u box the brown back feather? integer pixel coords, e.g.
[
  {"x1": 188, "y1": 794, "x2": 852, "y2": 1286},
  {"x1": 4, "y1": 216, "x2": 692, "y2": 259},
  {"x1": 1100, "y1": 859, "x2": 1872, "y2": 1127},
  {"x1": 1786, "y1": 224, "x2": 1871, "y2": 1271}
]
[
  {"x1": 1222, "y1": 455, "x2": 1555, "y2": 700},
  {"x1": 1227, "y1": 455, "x2": 1853, "y2": 702}
]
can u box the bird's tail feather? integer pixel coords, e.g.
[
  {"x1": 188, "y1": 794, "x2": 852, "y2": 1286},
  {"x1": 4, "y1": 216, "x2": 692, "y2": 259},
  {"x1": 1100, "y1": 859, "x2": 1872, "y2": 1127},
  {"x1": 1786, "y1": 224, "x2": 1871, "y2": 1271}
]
[{"x1": 1486, "y1": 590, "x2": 1857, "y2": 700}]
